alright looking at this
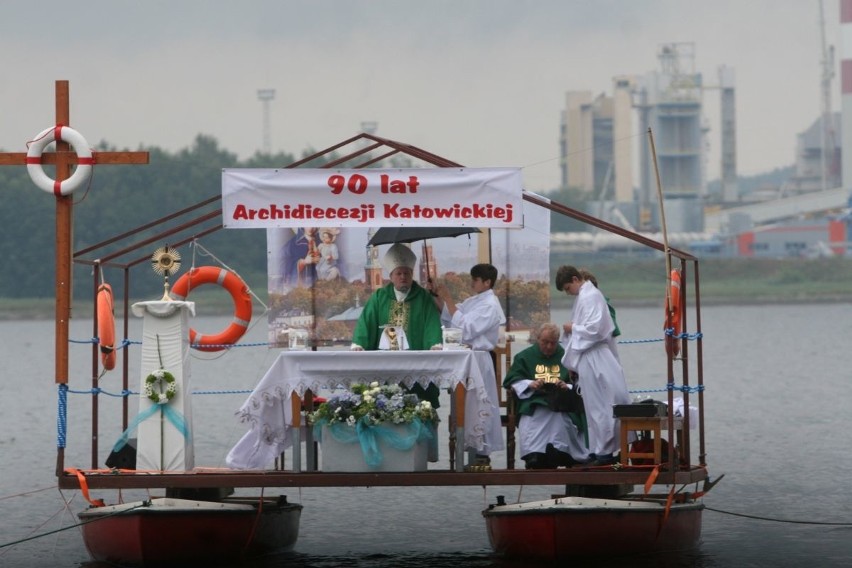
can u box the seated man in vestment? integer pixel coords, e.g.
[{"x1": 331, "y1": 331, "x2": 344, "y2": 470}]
[
  {"x1": 351, "y1": 243, "x2": 443, "y2": 409},
  {"x1": 503, "y1": 323, "x2": 589, "y2": 469}
]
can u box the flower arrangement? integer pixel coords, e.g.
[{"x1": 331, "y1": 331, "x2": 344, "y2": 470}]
[
  {"x1": 308, "y1": 381, "x2": 438, "y2": 427},
  {"x1": 144, "y1": 369, "x2": 177, "y2": 404}
]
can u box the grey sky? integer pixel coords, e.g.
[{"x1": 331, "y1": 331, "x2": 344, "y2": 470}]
[{"x1": 0, "y1": 0, "x2": 837, "y2": 192}]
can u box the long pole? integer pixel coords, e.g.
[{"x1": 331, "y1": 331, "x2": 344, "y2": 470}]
[
  {"x1": 648, "y1": 127, "x2": 679, "y2": 472},
  {"x1": 647, "y1": 128, "x2": 672, "y2": 304}
]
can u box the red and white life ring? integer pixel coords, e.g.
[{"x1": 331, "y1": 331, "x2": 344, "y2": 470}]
[
  {"x1": 171, "y1": 266, "x2": 253, "y2": 352},
  {"x1": 26, "y1": 125, "x2": 94, "y2": 196}
]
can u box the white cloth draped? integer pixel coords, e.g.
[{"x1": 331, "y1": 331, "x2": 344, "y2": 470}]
[
  {"x1": 226, "y1": 350, "x2": 504, "y2": 469},
  {"x1": 131, "y1": 301, "x2": 195, "y2": 471}
]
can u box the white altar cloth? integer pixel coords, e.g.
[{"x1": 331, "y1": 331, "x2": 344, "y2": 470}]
[{"x1": 226, "y1": 350, "x2": 504, "y2": 470}]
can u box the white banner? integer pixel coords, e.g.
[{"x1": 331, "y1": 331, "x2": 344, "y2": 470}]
[{"x1": 221, "y1": 167, "x2": 524, "y2": 229}]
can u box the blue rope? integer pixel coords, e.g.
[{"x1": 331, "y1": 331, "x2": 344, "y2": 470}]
[
  {"x1": 191, "y1": 389, "x2": 254, "y2": 395},
  {"x1": 617, "y1": 330, "x2": 702, "y2": 345},
  {"x1": 57, "y1": 384, "x2": 67, "y2": 448},
  {"x1": 670, "y1": 384, "x2": 705, "y2": 393},
  {"x1": 73, "y1": 331, "x2": 702, "y2": 351},
  {"x1": 629, "y1": 384, "x2": 706, "y2": 395},
  {"x1": 617, "y1": 337, "x2": 664, "y2": 345},
  {"x1": 663, "y1": 328, "x2": 703, "y2": 341},
  {"x1": 69, "y1": 336, "x2": 139, "y2": 349},
  {"x1": 65, "y1": 387, "x2": 253, "y2": 398},
  {"x1": 188, "y1": 341, "x2": 273, "y2": 349}
]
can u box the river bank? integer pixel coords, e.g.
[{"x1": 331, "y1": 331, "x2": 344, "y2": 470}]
[
  {"x1": 3, "y1": 292, "x2": 851, "y2": 322},
  {"x1": 3, "y1": 257, "x2": 850, "y2": 320}
]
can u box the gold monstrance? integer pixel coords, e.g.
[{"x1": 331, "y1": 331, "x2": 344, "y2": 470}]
[{"x1": 151, "y1": 246, "x2": 182, "y2": 301}]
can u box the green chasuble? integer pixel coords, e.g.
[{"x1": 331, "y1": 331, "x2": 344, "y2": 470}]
[
  {"x1": 352, "y1": 281, "x2": 443, "y2": 407},
  {"x1": 503, "y1": 343, "x2": 570, "y2": 417},
  {"x1": 503, "y1": 343, "x2": 586, "y2": 435}
]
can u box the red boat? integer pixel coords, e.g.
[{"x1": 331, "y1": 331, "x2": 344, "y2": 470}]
[
  {"x1": 78, "y1": 496, "x2": 302, "y2": 565},
  {"x1": 483, "y1": 494, "x2": 704, "y2": 559}
]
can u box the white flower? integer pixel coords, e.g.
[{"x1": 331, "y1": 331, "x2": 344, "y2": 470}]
[{"x1": 370, "y1": 381, "x2": 379, "y2": 388}]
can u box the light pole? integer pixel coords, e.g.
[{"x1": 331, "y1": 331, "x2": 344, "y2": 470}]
[{"x1": 257, "y1": 89, "x2": 276, "y2": 154}]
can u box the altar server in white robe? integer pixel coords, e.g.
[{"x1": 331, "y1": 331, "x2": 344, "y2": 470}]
[
  {"x1": 556, "y1": 265, "x2": 631, "y2": 466},
  {"x1": 430, "y1": 263, "x2": 506, "y2": 461}
]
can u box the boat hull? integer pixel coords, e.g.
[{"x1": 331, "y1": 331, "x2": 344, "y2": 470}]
[
  {"x1": 78, "y1": 496, "x2": 302, "y2": 565},
  {"x1": 482, "y1": 496, "x2": 703, "y2": 559}
]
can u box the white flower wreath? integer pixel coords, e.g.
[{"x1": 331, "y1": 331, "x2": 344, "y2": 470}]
[{"x1": 144, "y1": 369, "x2": 177, "y2": 405}]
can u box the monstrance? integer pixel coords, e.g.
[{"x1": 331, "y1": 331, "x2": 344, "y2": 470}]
[{"x1": 151, "y1": 246, "x2": 182, "y2": 301}]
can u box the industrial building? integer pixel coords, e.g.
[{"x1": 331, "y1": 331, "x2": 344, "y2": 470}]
[{"x1": 557, "y1": 26, "x2": 852, "y2": 258}]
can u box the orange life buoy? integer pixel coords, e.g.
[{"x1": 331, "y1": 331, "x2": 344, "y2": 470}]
[
  {"x1": 171, "y1": 266, "x2": 253, "y2": 352},
  {"x1": 664, "y1": 269, "x2": 682, "y2": 357},
  {"x1": 97, "y1": 283, "x2": 117, "y2": 371}
]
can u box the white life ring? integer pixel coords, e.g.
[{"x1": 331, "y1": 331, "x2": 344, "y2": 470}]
[{"x1": 26, "y1": 126, "x2": 94, "y2": 196}]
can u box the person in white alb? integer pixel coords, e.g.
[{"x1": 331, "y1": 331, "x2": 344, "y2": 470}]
[
  {"x1": 556, "y1": 265, "x2": 631, "y2": 466},
  {"x1": 431, "y1": 263, "x2": 505, "y2": 351},
  {"x1": 429, "y1": 263, "x2": 506, "y2": 465}
]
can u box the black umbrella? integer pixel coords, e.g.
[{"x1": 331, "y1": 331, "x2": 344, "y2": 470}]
[
  {"x1": 367, "y1": 226, "x2": 480, "y2": 247},
  {"x1": 367, "y1": 226, "x2": 481, "y2": 289}
]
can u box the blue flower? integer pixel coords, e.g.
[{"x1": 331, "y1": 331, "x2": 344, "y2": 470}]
[{"x1": 308, "y1": 382, "x2": 438, "y2": 426}]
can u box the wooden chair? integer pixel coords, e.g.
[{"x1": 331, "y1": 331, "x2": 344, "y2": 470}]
[{"x1": 492, "y1": 339, "x2": 517, "y2": 469}]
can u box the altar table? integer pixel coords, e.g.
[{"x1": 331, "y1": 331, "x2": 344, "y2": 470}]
[{"x1": 225, "y1": 350, "x2": 504, "y2": 471}]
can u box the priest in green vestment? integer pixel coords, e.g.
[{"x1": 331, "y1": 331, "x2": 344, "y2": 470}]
[
  {"x1": 503, "y1": 323, "x2": 589, "y2": 468},
  {"x1": 351, "y1": 243, "x2": 444, "y2": 409}
]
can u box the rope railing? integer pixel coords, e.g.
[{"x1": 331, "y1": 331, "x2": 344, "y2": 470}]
[{"x1": 71, "y1": 332, "x2": 704, "y2": 351}]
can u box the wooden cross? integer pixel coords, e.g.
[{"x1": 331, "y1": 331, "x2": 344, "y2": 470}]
[{"x1": 0, "y1": 80, "x2": 149, "y2": 386}]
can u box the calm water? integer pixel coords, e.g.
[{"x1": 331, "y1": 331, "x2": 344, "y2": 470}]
[{"x1": 1, "y1": 303, "x2": 851, "y2": 567}]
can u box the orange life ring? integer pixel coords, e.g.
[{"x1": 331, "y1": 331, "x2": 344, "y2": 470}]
[
  {"x1": 664, "y1": 269, "x2": 682, "y2": 357},
  {"x1": 171, "y1": 266, "x2": 253, "y2": 352},
  {"x1": 97, "y1": 283, "x2": 117, "y2": 371}
]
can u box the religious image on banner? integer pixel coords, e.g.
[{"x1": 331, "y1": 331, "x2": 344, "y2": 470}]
[
  {"x1": 488, "y1": 200, "x2": 551, "y2": 346},
  {"x1": 265, "y1": 200, "x2": 550, "y2": 349}
]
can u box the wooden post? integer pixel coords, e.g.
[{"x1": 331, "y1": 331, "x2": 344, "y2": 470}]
[
  {"x1": 454, "y1": 384, "x2": 467, "y2": 472},
  {"x1": 290, "y1": 393, "x2": 303, "y2": 472}
]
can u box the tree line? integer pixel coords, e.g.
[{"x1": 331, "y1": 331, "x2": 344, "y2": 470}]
[
  {"x1": 0, "y1": 134, "x2": 580, "y2": 302},
  {"x1": 0, "y1": 135, "x2": 331, "y2": 300}
]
